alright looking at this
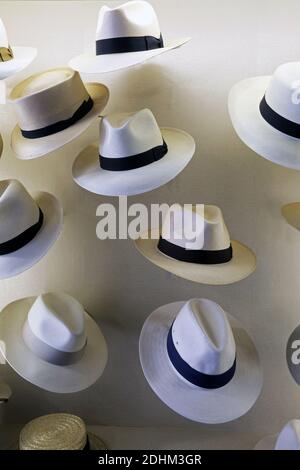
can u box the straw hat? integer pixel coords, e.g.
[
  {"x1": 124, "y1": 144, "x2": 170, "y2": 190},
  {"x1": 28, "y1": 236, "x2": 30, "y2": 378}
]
[
  {"x1": 229, "y1": 62, "x2": 300, "y2": 170},
  {"x1": 0, "y1": 179, "x2": 63, "y2": 280},
  {"x1": 72, "y1": 109, "x2": 195, "y2": 196},
  {"x1": 69, "y1": 1, "x2": 190, "y2": 74},
  {"x1": 19, "y1": 414, "x2": 107, "y2": 450},
  {"x1": 0, "y1": 18, "x2": 36, "y2": 80},
  {"x1": 255, "y1": 420, "x2": 300, "y2": 450},
  {"x1": 139, "y1": 299, "x2": 263, "y2": 424},
  {"x1": 0, "y1": 292, "x2": 108, "y2": 393},
  {"x1": 9, "y1": 68, "x2": 109, "y2": 159},
  {"x1": 135, "y1": 204, "x2": 256, "y2": 285}
]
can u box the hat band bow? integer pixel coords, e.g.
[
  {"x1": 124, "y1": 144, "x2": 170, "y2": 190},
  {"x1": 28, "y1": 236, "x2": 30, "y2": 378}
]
[{"x1": 96, "y1": 34, "x2": 164, "y2": 55}]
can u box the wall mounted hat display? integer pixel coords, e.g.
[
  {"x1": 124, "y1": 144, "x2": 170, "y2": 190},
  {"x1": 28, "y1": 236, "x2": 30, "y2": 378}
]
[
  {"x1": 0, "y1": 179, "x2": 63, "y2": 279},
  {"x1": 18, "y1": 413, "x2": 107, "y2": 450},
  {"x1": 228, "y1": 61, "x2": 300, "y2": 171},
  {"x1": 69, "y1": 1, "x2": 190, "y2": 74},
  {"x1": 0, "y1": 292, "x2": 108, "y2": 393},
  {"x1": 0, "y1": 18, "x2": 36, "y2": 80},
  {"x1": 72, "y1": 108, "x2": 195, "y2": 196},
  {"x1": 9, "y1": 68, "x2": 109, "y2": 160},
  {"x1": 255, "y1": 420, "x2": 300, "y2": 450},
  {"x1": 139, "y1": 298, "x2": 262, "y2": 424},
  {"x1": 135, "y1": 204, "x2": 256, "y2": 285}
]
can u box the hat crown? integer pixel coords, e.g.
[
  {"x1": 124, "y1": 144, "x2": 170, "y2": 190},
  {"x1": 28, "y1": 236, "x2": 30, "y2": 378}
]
[
  {"x1": 0, "y1": 18, "x2": 9, "y2": 48},
  {"x1": 0, "y1": 180, "x2": 39, "y2": 244},
  {"x1": 100, "y1": 108, "x2": 163, "y2": 158},
  {"x1": 27, "y1": 293, "x2": 87, "y2": 353},
  {"x1": 275, "y1": 420, "x2": 300, "y2": 450},
  {"x1": 265, "y1": 62, "x2": 300, "y2": 125},
  {"x1": 96, "y1": 1, "x2": 161, "y2": 41},
  {"x1": 172, "y1": 299, "x2": 236, "y2": 376},
  {"x1": 19, "y1": 414, "x2": 87, "y2": 450},
  {"x1": 161, "y1": 204, "x2": 231, "y2": 251},
  {"x1": 9, "y1": 68, "x2": 90, "y2": 132}
]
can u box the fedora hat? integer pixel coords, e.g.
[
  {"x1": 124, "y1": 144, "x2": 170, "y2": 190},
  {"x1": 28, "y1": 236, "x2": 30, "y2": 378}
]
[
  {"x1": 255, "y1": 420, "x2": 300, "y2": 450},
  {"x1": 0, "y1": 292, "x2": 108, "y2": 393},
  {"x1": 18, "y1": 414, "x2": 107, "y2": 450},
  {"x1": 228, "y1": 62, "x2": 300, "y2": 170},
  {"x1": 0, "y1": 179, "x2": 63, "y2": 280},
  {"x1": 9, "y1": 67, "x2": 109, "y2": 160},
  {"x1": 139, "y1": 299, "x2": 263, "y2": 424},
  {"x1": 72, "y1": 108, "x2": 195, "y2": 196},
  {"x1": 135, "y1": 204, "x2": 256, "y2": 285},
  {"x1": 0, "y1": 18, "x2": 36, "y2": 80},
  {"x1": 69, "y1": 1, "x2": 190, "y2": 74}
]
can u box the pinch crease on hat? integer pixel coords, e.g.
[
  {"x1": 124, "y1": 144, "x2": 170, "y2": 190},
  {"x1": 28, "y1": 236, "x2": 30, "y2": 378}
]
[
  {"x1": 9, "y1": 67, "x2": 109, "y2": 159},
  {"x1": 135, "y1": 204, "x2": 256, "y2": 285},
  {"x1": 255, "y1": 420, "x2": 300, "y2": 450},
  {"x1": 19, "y1": 413, "x2": 107, "y2": 450},
  {"x1": 69, "y1": 1, "x2": 190, "y2": 74},
  {"x1": 0, "y1": 179, "x2": 63, "y2": 279},
  {"x1": 0, "y1": 292, "x2": 108, "y2": 393},
  {"x1": 229, "y1": 61, "x2": 300, "y2": 170},
  {"x1": 0, "y1": 18, "x2": 37, "y2": 80},
  {"x1": 72, "y1": 108, "x2": 195, "y2": 196},
  {"x1": 139, "y1": 299, "x2": 263, "y2": 424}
]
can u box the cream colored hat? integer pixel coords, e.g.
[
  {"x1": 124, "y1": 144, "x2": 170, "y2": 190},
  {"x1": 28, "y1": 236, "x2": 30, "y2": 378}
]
[
  {"x1": 140, "y1": 299, "x2": 263, "y2": 424},
  {"x1": 9, "y1": 68, "x2": 109, "y2": 160},
  {"x1": 229, "y1": 62, "x2": 300, "y2": 170},
  {"x1": 0, "y1": 292, "x2": 108, "y2": 393},
  {"x1": 72, "y1": 108, "x2": 195, "y2": 196},
  {"x1": 135, "y1": 204, "x2": 256, "y2": 285},
  {"x1": 255, "y1": 420, "x2": 300, "y2": 450},
  {"x1": 0, "y1": 179, "x2": 63, "y2": 280},
  {"x1": 0, "y1": 18, "x2": 36, "y2": 80},
  {"x1": 19, "y1": 414, "x2": 107, "y2": 450},
  {"x1": 69, "y1": 1, "x2": 190, "y2": 74}
]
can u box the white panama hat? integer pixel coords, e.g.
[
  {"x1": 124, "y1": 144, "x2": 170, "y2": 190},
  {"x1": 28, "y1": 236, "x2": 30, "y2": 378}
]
[
  {"x1": 69, "y1": 1, "x2": 190, "y2": 74},
  {"x1": 228, "y1": 62, "x2": 300, "y2": 170},
  {"x1": 0, "y1": 292, "x2": 108, "y2": 394},
  {"x1": 139, "y1": 299, "x2": 263, "y2": 424},
  {"x1": 72, "y1": 108, "x2": 195, "y2": 196},
  {"x1": 9, "y1": 67, "x2": 109, "y2": 160},
  {"x1": 0, "y1": 179, "x2": 63, "y2": 280},
  {"x1": 255, "y1": 420, "x2": 300, "y2": 450},
  {"x1": 135, "y1": 204, "x2": 256, "y2": 285},
  {"x1": 18, "y1": 413, "x2": 107, "y2": 450},
  {"x1": 0, "y1": 18, "x2": 36, "y2": 80}
]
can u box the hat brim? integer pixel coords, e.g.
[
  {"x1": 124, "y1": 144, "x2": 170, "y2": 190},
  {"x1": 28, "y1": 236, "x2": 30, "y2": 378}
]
[
  {"x1": 0, "y1": 47, "x2": 37, "y2": 80},
  {"x1": 139, "y1": 301, "x2": 263, "y2": 424},
  {"x1": 281, "y1": 202, "x2": 300, "y2": 230},
  {"x1": 72, "y1": 127, "x2": 195, "y2": 196},
  {"x1": 69, "y1": 37, "x2": 190, "y2": 74},
  {"x1": 0, "y1": 191, "x2": 63, "y2": 280},
  {"x1": 11, "y1": 83, "x2": 109, "y2": 160},
  {"x1": 134, "y1": 230, "x2": 256, "y2": 285},
  {"x1": 228, "y1": 76, "x2": 300, "y2": 170},
  {"x1": 254, "y1": 434, "x2": 277, "y2": 450},
  {"x1": 11, "y1": 432, "x2": 108, "y2": 450},
  {"x1": 0, "y1": 296, "x2": 108, "y2": 393},
  {"x1": 0, "y1": 133, "x2": 3, "y2": 158}
]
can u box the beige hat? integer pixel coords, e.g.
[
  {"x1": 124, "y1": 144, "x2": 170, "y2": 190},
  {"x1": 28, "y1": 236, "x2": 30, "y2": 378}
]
[
  {"x1": 19, "y1": 414, "x2": 107, "y2": 450},
  {"x1": 135, "y1": 204, "x2": 256, "y2": 285},
  {"x1": 9, "y1": 68, "x2": 109, "y2": 160}
]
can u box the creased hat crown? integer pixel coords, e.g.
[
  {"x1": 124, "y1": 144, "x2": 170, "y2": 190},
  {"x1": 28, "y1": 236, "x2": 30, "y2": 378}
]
[
  {"x1": 100, "y1": 108, "x2": 163, "y2": 158},
  {"x1": 161, "y1": 204, "x2": 231, "y2": 251},
  {"x1": 171, "y1": 299, "x2": 236, "y2": 377},
  {"x1": 96, "y1": 1, "x2": 161, "y2": 41},
  {"x1": 265, "y1": 62, "x2": 300, "y2": 125},
  {"x1": 275, "y1": 420, "x2": 300, "y2": 450},
  {"x1": 0, "y1": 180, "x2": 39, "y2": 244},
  {"x1": 27, "y1": 293, "x2": 87, "y2": 353}
]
